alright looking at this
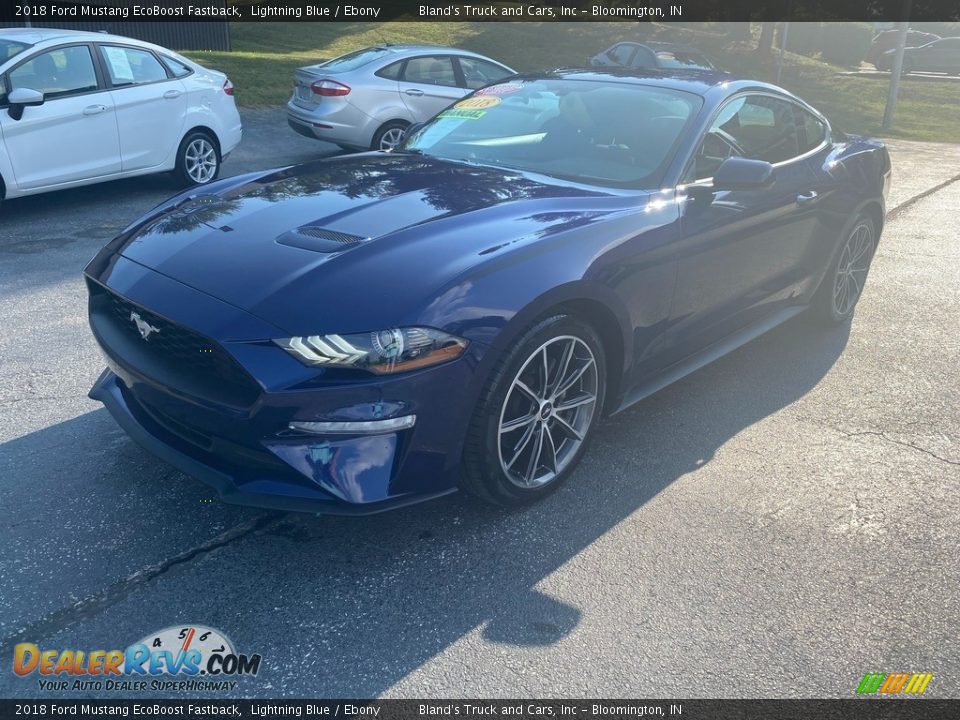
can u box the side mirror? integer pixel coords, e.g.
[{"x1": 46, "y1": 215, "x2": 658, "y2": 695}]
[
  {"x1": 713, "y1": 157, "x2": 775, "y2": 191},
  {"x1": 8, "y1": 87, "x2": 44, "y2": 121},
  {"x1": 403, "y1": 122, "x2": 424, "y2": 140}
]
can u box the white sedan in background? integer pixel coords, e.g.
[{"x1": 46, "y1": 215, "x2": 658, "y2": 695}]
[{"x1": 0, "y1": 28, "x2": 242, "y2": 206}]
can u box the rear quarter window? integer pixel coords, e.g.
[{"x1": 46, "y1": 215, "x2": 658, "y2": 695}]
[
  {"x1": 160, "y1": 55, "x2": 192, "y2": 78},
  {"x1": 375, "y1": 60, "x2": 404, "y2": 80},
  {"x1": 794, "y1": 107, "x2": 828, "y2": 153}
]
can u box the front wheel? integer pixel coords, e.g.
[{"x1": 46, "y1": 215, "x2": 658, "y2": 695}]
[
  {"x1": 813, "y1": 215, "x2": 876, "y2": 325},
  {"x1": 461, "y1": 315, "x2": 606, "y2": 507},
  {"x1": 173, "y1": 131, "x2": 221, "y2": 187}
]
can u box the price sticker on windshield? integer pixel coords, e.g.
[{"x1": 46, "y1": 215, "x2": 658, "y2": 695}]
[
  {"x1": 439, "y1": 108, "x2": 487, "y2": 120},
  {"x1": 454, "y1": 96, "x2": 501, "y2": 110},
  {"x1": 476, "y1": 83, "x2": 523, "y2": 96}
]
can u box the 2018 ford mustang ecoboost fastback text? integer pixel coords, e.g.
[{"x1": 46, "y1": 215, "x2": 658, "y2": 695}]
[{"x1": 85, "y1": 69, "x2": 891, "y2": 514}]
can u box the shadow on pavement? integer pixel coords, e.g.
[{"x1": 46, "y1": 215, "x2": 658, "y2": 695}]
[{"x1": 0, "y1": 310, "x2": 851, "y2": 696}]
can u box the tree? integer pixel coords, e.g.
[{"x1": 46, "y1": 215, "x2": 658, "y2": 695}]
[{"x1": 756, "y1": 22, "x2": 777, "y2": 54}]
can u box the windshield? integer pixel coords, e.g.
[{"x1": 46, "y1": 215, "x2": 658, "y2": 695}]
[
  {"x1": 402, "y1": 78, "x2": 702, "y2": 188},
  {"x1": 1, "y1": 39, "x2": 31, "y2": 62}
]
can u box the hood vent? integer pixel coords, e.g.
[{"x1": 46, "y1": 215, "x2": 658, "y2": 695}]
[{"x1": 276, "y1": 226, "x2": 368, "y2": 253}]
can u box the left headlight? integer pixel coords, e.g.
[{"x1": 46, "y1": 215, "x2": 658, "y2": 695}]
[{"x1": 274, "y1": 327, "x2": 468, "y2": 375}]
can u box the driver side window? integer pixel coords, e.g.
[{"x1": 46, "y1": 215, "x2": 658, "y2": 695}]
[
  {"x1": 8, "y1": 45, "x2": 98, "y2": 101},
  {"x1": 687, "y1": 94, "x2": 802, "y2": 182}
]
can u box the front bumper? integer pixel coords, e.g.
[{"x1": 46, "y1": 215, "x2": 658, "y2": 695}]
[
  {"x1": 90, "y1": 370, "x2": 455, "y2": 515},
  {"x1": 84, "y1": 260, "x2": 480, "y2": 515}
]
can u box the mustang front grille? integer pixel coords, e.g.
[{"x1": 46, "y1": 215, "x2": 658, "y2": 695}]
[{"x1": 88, "y1": 282, "x2": 260, "y2": 408}]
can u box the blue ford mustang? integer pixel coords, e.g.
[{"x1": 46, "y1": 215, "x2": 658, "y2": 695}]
[{"x1": 85, "y1": 70, "x2": 891, "y2": 514}]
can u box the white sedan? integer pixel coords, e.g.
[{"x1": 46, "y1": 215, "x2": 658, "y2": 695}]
[{"x1": 0, "y1": 28, "x2": 242, "y2": 205}]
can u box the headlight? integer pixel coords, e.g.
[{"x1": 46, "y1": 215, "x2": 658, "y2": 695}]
[{"x1": 274, "y1": 327, "x2": 467, "y2": 374}]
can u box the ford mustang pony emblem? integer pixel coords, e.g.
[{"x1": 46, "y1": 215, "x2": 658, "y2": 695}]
[{"x1": 130, "y1": 311, "x2": 160, "y2": 341}]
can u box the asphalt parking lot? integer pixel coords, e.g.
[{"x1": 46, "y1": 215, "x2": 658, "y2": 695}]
[{"x1": 1, "y1": 111, "x2": 958, "y2": 698}]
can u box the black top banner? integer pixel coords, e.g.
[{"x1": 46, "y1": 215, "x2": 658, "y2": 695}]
[
  {"x1": 0, "y1": 700, "x2": 959, "y2": 720},
  {"x1": 1, "y1": 0, "x2": 959, "y2": 23}
]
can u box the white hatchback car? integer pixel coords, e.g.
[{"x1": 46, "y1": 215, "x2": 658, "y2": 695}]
[{"x1": 0, "y1": 28, "x2": 242, "y2": 204}]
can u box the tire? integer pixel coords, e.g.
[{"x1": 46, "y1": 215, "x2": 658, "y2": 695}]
[
  {"x1": 461, "y1": 314, "x2": 607, "y2": 507},
  {"x1": 173, "y1": 131, "x2": 221, "y2": 188},
  {"x1": 901, "y1": 58, "x2": 915, "y2": 75},
  {"x1": 812, "y1": 215, "x2": 877, "y2": 325},
  {"x1": 371, "y1": 121, "x2": 409, "y2": 152}
]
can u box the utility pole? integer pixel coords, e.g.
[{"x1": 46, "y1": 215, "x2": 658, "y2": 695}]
[
  {"x1": 882, "y1": 5, "x2": 911, "y2": 131},
  {"x1": 776, "y1": 22, "x2": 790, "y2": 86}
]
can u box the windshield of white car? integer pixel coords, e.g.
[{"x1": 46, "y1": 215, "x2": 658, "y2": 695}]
[
  {"x1": 402, "y1": 78, "x2": 702, "y2": 189},
  {"x1": 1, "y1": 39, "x2": 31, "y2": 61}
]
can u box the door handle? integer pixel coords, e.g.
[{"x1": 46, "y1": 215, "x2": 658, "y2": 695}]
[
  {"x1": 796, "y1": 190, "x2": 819, "y2": 205},
  {"x1": 405, "y1": 88, "x2": 424, "y2": 96},
  {"x1": 163, "y1": 90, "x2": 182, "y2": 99},
  {"x1": 82, "y1": 105, "x2": 106, "y2": 116}
]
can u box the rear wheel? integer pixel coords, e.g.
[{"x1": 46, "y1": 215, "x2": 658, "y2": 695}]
[
  {"x1": 371, "y1": 121, "x2": 409, "y2": 151},
  {"x1": 173, "y1": 131, "x2": 221, "y2": 187},
  {"x1": 813, "y1": 215, "x2": 876, "y2": 325},
  {"x1": 461, "y1": 315, "x2": 606, "y2": 507}
]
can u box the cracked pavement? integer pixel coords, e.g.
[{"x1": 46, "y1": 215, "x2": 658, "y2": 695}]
[{"x1": 0, "y1": 114, "x2": 958, "y2": 698}]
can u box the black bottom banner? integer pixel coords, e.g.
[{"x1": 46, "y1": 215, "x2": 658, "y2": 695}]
[{"x1": 1, "y1": 700, "x2": 958, "y2": 720}]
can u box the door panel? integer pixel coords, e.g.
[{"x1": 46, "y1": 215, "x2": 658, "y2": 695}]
[
  {"x1": 98, "y1": 45, "x2": 187, "y2": 171},
  {"x1": 0, "y1": 44, "x2": 120, "y2": 188},
  {"x1": 397, "y1": 56, "x2": 466, "y2": 121},
  {"x1": 655, "y1": 94, "x2": 822, "y2": 368},
  {"x1": 672, "y1": 160, "x2": 819, "y2": 334}
]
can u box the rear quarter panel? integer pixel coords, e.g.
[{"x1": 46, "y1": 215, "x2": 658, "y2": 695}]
[{"x1": 802, "y1": 135, "x2": 890, "y2": 297}]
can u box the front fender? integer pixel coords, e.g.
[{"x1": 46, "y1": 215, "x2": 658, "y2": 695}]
[{"x1": 417, "y1": 206, "x2": 679, "y2": 414}]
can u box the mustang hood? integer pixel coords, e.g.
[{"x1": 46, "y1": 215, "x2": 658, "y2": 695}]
[{"x1": 114, "y1": 153, "x2": 634, "y2": 335}]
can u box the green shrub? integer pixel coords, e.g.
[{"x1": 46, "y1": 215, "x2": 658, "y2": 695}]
[
  {"x1": 819, "y1": 23, "x2": 874, "y2": 67},
  {"x1": 782, "y1": 22, "x2": 821, "y2": 57}
]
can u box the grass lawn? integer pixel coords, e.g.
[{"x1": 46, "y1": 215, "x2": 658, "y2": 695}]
[{"x1": 182, "y1": 22, "x2": 960, "y2": 143}]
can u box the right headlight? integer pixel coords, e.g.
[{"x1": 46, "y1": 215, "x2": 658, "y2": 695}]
[{"x1": 274, "y1": 327, "x2": 468, "y2": 375}]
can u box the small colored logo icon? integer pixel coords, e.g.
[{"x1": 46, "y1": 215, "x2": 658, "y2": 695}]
[{"x1": 856, "y1": 672, "x2": 933, "y2": 695}]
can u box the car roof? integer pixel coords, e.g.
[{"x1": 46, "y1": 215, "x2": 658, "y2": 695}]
[
  {"x1": 367, "y1": 44, "x2": 496, "y2": 59},
  {"x1": 536, "y1": 67, "x2": 740, "y2": 94},
  {"x1": 642, "y1": 41, "x2": 709, "y2": 54},
  {"x1": 0, "y1": 27, "x2": 108, "y2": 43},
  {"x1": 607, "y1": 41, "x2": 708, "y2": 54},
  {"x1": 534, "y1": 68, "x2": 826, "y2": 121},
  {"x1": 0, "y1": 27, "x2": 176, "y2": 54}
]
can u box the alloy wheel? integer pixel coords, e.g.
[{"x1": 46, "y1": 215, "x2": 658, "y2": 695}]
[
  {"x1": 379, "y1": 127, "x2": 405, "y2": 151},
  {"x1": 497, "y1": 335, "x2": 599, "y2": 489},
  {"x1": 184, "y1": 138, "x2": 218, "y2": 183},
  {"x1": 833, "y1": 222, "x2": 874, "y2": 316}
]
